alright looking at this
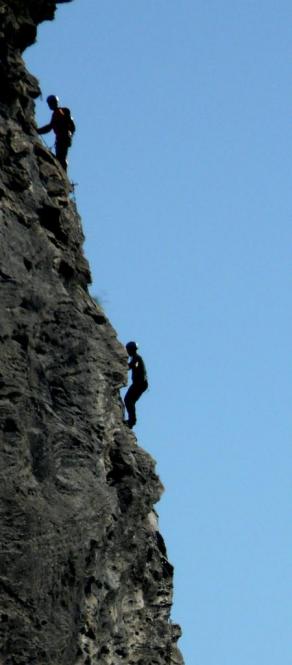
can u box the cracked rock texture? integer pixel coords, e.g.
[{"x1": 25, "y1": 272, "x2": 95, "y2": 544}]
[{"x1": 0, "y1": 2, "x2": 184, "y2": 665}]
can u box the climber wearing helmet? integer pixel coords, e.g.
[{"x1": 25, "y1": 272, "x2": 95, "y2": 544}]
[
  {"x1": 124, "y1": 341, "x2": 148, "y2": 429},
  {"x1": 37, "y1": 95, "x2": 75, "y2": 171}
]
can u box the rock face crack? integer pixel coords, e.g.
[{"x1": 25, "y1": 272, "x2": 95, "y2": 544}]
[{"x1": 0, "y1": 2, "x2": 184, "y2": 665}]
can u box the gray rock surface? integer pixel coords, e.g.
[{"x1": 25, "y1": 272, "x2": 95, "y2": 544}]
[{"x1": 0, "y1": 2, "x2": 184, "y2": 664}]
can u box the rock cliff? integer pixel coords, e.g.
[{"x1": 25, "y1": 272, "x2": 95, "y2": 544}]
[{"x1": 0, "y1": 2, "x2": 184, "y2": 664}]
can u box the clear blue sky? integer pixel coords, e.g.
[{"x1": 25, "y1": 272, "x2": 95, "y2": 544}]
[{"x1": 25, "y1": 2, "x2": 291, "y2": 663}]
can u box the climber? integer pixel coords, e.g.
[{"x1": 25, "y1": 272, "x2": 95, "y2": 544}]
[
  {"x1": 37, "y1": 95, "x2": 75, "y2": 171},
  {"x1": 124, "y1": 341, "x2": 148, "y2": 429}
]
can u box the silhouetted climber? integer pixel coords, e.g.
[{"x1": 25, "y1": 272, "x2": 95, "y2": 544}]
[
  {"x1": 37, "y1": 95, "x2": 75, "y2": 171},
  {"x1": 124, "y1": 341, "x2": 148, "y2": 429}
]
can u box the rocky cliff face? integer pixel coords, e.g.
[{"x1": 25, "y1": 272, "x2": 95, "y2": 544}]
[{"x1": 0, "y1": 2, "x2": 184, "y2": 664}]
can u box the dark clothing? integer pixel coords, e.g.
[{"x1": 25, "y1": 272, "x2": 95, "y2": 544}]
[
  {"x1": 124, "y1": 383, "x2": 147, "y2": 428},
  {"x1": 55, "y1": 134, "x2": 72, "y2": 171},
  {"x1": 124, "y1": 353, "x2": 148, "y2": 428},
  {"x1": 38, "y1": 107, "x2": 75, "y2": 171},
  {"x1": 50, "y1": 107, "x2": 75, "y2": 138},
  {"x1": 128, "y1": 353, "x2": 148, "y2": 386}
]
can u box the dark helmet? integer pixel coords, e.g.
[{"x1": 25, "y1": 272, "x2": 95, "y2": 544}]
[
  {"x1": 126, "y1": 341, "x2": 138, "y2": 355},
  {"x1": 46, "y1": 95, "x2": 59, "y2": 108}
]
